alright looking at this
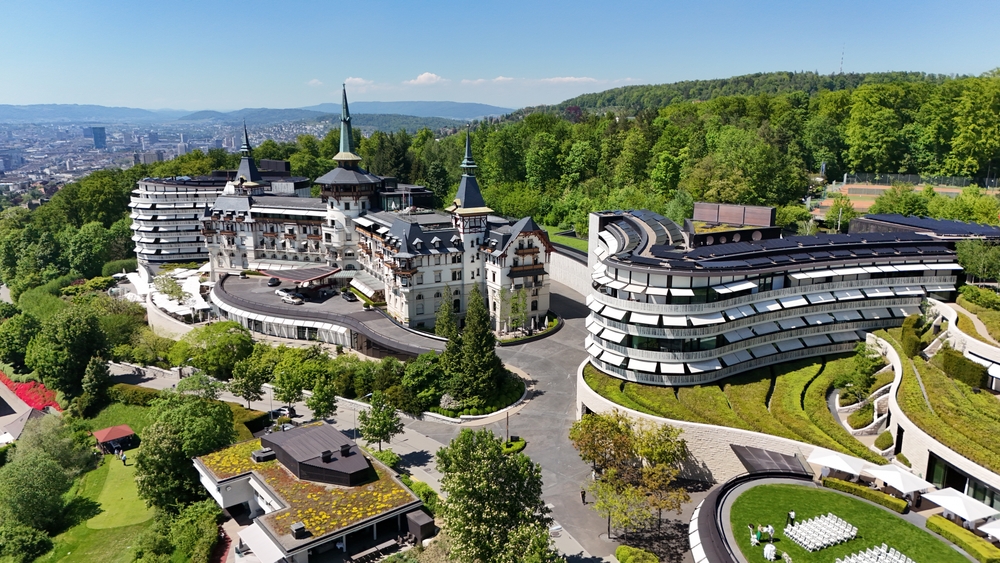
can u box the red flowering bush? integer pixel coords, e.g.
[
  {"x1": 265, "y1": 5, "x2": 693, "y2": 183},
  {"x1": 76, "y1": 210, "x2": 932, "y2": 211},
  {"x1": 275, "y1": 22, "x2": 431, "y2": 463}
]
[{"x1": 0, "y1": 371, "x2": 61, "y2": 411}]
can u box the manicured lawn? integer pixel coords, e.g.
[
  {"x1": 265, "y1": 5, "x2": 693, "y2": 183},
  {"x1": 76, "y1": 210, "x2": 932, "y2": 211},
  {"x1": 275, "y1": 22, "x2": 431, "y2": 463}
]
[
  {"x1": 584, "y1": 355, "x2": 884, "y2": 462},
  {"x1": 957, "y1": 296, "x2": 1000, "y2": 342},
  {"x1": 730, "y1": 484, "x2": 966, "y2": 563},
  {"x1": 88, "y1": 455, "x2": 154, "y2": 529},
  {"x1": 541, "y1": 225, "x2": 588, "y2": 253},
  {"x1": 36, "y1": 457, "x2": 154, "y2": 563},
  {"x1": 84, "y1": 403, "x2": 156, "y2": 436}
]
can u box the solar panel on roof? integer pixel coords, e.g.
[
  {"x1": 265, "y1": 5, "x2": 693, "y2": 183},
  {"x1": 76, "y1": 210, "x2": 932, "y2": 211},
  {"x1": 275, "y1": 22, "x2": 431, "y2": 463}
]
[
  {"x1": 757, "y1": 239, "x2": 796, "y2": 250},
  {"x1": 629, "y1": 256, "x2": 665, "y2": 266},
  {"x1": 789, "y1": 253, "x2": 812, "y2": 261},
  {"x1": 745, "y1": 257, "x2": 773, "y2": 266},
  {"x1": 895, "y1": 247, "x2": 920, "y2": 255},
  {"x1": 699, "y1": 260, "x2": 751, "y2": 268},
  {"x1": 809, "y1": 251, "x2": 832, "y2": 259},
  {"x1": 852, "y1": 248, "x2": 874, "y2": 256},
  {"x1": 769, "y1": 255, "x2": 792, "y2": 264}
]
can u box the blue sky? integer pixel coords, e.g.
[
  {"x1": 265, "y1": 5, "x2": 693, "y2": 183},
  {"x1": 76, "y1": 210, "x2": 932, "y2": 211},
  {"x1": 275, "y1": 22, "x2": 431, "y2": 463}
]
[{"x1": 3, "y1": 0, "x2": 998, "y2": 111}]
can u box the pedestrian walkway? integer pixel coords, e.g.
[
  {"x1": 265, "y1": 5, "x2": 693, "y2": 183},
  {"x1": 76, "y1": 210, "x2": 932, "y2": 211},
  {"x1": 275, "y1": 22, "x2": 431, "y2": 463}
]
[{"x1": 950, "y1": 301, "x2": 1000, "y2": 345}]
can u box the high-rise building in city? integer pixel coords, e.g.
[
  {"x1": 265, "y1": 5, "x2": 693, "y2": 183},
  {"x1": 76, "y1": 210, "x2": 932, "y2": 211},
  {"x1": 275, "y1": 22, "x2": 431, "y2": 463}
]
[{"x1": 92, "y1": 127, "x2": 106, "y2": 149}]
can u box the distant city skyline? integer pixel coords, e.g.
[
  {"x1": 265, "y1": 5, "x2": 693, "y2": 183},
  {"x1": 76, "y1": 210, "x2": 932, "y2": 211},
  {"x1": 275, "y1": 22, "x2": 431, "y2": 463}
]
[{"x1": 3, "y1": 0, "x2": 997, "y2": 111}]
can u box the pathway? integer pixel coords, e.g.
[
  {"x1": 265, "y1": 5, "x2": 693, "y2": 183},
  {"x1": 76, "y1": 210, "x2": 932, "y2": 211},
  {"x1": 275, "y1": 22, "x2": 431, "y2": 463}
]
[{"x1": 950, "y1": 301, "x2": 1000, "y2": 346}]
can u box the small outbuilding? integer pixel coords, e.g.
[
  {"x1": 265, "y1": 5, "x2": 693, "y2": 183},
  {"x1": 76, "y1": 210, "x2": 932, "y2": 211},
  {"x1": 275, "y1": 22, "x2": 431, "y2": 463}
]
[
  {"x1": 0, "y1": 408, "x2": 45, "y2": 445},
  {"x1": 93, "y1": 424, "x2": 137, "y2": 453}
]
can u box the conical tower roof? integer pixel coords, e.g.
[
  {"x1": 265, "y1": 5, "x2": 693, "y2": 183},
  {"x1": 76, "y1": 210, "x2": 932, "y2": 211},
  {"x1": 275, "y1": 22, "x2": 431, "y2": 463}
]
[
  {"x1": 334, "y1": 84, "x2": 362, "y2": 166},
  {"x1": 236, "y1": 120, "x2": 261, "y2": 182},
  {"x1": 448, "y1": 125, "x2": 489, "y2": 212}
]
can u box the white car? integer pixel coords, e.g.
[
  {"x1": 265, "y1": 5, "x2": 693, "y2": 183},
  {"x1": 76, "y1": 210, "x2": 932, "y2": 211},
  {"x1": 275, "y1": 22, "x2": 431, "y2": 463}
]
[
  {"x1": 275, "y1": 288, "x2": 292, "y2": 298},
  {"x1": 281, "y1": 295, "x2": 303, "y2": 305}
]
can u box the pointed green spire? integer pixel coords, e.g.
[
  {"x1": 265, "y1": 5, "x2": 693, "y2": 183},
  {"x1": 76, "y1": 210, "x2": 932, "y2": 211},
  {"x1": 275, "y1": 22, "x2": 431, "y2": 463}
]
[
  {"x1": 240, "y1": 119, "x2": 252, "y2": 157},
  {"x1": 460, "y1": 124, "x2": 476, "y2": 173},
  {"x1": 339, "y1": 84, "x2": 353, "y2": 154}
]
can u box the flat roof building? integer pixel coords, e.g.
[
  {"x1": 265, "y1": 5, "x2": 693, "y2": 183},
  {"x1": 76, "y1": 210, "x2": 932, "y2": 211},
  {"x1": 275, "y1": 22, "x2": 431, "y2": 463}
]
[{"x1": 585, "y1": 207, "x2": 961, "y2": 386}]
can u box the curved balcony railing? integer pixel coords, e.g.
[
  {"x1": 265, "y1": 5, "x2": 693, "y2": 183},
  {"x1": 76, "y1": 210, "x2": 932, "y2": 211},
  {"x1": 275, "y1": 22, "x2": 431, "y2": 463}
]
[
  {"x1": 590, "y1": 318, "x2": 898, "y2": 362},
  {"x1": 591, "y1": 296, "x2": 922, "y2": 338},
  {"x1": 592, "y1": 275, "x2": 955, "y2": 315},
  {"x1": 591, "y1": 342, "x2": 858, "y2": 386}
]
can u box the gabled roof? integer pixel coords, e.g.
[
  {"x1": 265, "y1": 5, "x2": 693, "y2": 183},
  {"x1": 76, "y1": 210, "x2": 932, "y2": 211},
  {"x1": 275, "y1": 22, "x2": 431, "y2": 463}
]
[
  {"x1": 93, "y1": 424, "x2": 135, "y2": 443},
  {"x1": 3, "y1": 409, "x2": 44, "y2": 441},
  {"x1": 482, "y1": 216, "x2": 552, "y2": 256}
]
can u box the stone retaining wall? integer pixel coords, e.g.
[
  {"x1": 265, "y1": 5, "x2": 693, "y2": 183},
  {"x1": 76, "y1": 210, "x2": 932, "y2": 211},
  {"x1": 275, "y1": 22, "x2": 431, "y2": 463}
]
[
  {"x1": 549, "y1": 250, "x2": 591, "y2": 299},
  {"x1": 576, "y1": 359, "x2": 820, "y2": 483}
]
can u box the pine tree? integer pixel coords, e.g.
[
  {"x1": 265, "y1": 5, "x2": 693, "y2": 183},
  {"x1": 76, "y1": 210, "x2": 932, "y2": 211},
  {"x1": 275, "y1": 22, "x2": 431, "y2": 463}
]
[
  {"x1": 436, "y1": 284, "x2": 463, "y2": 380},
  {"x1": 81, "y1": 356, "x2": 111, "y2": 400},
  {"x1": 456, "y1": 286, "x2": 503, "y2": 408}
]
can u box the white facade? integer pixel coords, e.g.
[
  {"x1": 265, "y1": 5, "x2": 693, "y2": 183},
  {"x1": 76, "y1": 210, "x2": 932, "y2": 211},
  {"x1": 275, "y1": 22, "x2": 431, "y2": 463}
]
[{"x1": 130, "y1": 177, "x2": 225, "y2": 263}]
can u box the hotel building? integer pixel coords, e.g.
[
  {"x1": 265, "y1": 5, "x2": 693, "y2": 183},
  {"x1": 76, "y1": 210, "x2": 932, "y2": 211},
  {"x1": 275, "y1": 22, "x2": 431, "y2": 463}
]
[{"x1": 585, "y1": 205, "x2": 962, "y2": 386}]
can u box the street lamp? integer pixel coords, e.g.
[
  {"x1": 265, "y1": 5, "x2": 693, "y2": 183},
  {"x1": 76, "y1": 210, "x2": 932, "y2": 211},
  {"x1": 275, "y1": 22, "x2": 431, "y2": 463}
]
[{"x1": 354, "y1": 392, "x2": 373, "y2": 440}]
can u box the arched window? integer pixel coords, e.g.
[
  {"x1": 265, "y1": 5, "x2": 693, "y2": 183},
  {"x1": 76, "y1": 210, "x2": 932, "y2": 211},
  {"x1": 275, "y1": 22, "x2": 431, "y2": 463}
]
[
  {"x1": 434, "y1": 291, "x2": 442, "y2": 298},
  {"x1": 453, "y1": 289, "x2": 461, "y2": 296},
  {"x1": 416, "y1": 294, "x2": 424, "y2": 300},
  {"x1": 453, "y1": 299, "x2": 460, "y2": 312}
]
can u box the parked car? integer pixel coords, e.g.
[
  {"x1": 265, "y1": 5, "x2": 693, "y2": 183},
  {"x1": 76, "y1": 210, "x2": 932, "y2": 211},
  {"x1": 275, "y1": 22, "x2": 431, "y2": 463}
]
[
  {"x1": 239, "y1": 272, "x2": 248, "y2": 279},
  {"x1": 267, "y1": 277, "x2": 281, "y2": 287},
  {"x1": 279, "y1": 406, "x2": 296, "y2": 418},
  {"x1": 342, "y1": 291, "x2": 359, "y2": 302},
  {"x1": 275, "y1": 288, "x2": 292, "y2": 297},
  {"x1": 281, "y1": 295, "x2": 303, "y2": 305}
]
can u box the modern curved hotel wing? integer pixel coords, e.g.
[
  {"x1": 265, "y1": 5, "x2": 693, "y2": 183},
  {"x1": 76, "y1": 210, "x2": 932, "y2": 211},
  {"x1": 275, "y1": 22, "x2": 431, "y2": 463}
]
[{"x1": 584, "y1": 205, "x2": 961, "y2": 386}]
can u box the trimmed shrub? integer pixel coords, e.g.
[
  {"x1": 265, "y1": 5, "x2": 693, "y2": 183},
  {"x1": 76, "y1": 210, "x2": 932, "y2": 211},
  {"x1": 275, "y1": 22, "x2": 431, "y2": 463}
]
[
  {"x1": 874, "y1": 431, "x2": 893, "y2": 451},
  {"x1": 847, "y1": 403, "x2": 875, "y2": 429},
  {"x1": 228, "y1": 403, "x2": 268, "y2": 441},
  {"x1": 822, "y1": 477, "x2": 908, "y2": 513},
  {"x1": 927, "y1": 514, "x2": 1000, "y2": 563},
  {"x1": 402, "y1": 477, "x2": 439, "y2": 516},
  {"x1": 940, "y1": 348, "x2": 987, "y2": 389},
  {"x1": 0, "y1": 523, "x2": 53, "y2": 563},
  {"x1": 371, "y1": 448, "x2": 401, "y2": 470},
  {"x1": 108, "y1": 382, "x2": 162, "y2": 406},
  {"x1": 896, "y1": 453, "x2": 911, "y2": 467},
  {"x1": 616, "y1": 545, "x2": 659, "y2": 563},
  {"x1": 102, "y1": 258, "x2": 138, "y2": 277},
  {"x1": 902, "y1": 329, "x2": 924, "y2": 358},
  {"x1": 502, "y1": 438, "x2": 526, "y2": 454}
]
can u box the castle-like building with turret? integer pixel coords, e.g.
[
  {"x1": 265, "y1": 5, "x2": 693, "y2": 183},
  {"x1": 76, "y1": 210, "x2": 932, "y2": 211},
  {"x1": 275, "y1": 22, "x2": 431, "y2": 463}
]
[{"x1": 197, "y1": 87, "x2": 552, "y2": 330}]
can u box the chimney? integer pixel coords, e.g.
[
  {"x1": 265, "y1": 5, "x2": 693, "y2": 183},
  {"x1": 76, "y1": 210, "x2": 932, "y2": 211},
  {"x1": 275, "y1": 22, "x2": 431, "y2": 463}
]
[
  {"x1": 321, "y1": 450, "x2": 333, "y2": 463},
  {"x1": 340, "y1": 444, "x2": 351, "y2": 457},
  {"x1": 290, "y1": 522, "x2": 307, "y2": 539}
]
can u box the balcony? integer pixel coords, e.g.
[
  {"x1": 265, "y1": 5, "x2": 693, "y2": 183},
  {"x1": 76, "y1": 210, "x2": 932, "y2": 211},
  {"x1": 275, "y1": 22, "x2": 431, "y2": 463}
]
[
  {"x1": 307, "y1": 234, "x2": 322, "y2": 240},
  {"x1": 592, "y1": 317, "x2": 899, "y2": 362},
  {"x1": 515, "y1": 246, "x2": 540, "y2": 256},
  {"x1": 263, "y1": 232, "x2": 277, "y2": 238},
  {"x1": 510, "y1": 263, "x2": 546, "y2": 277},
  {"x1": 200, "y1": 229, "x2": 216, "y2": 236},
  {"x1": 284, "y1": 233, "x2": 297, "y2": 240},
  {"x1": 220, "y1": 230, "x2": 236, "y2": 236},
  {"x1": 593, "y1": 275, "x2": 957, "y2": 315},
  {"x1": 591, "y1": 296, "x2": 922, "y2": 339}
]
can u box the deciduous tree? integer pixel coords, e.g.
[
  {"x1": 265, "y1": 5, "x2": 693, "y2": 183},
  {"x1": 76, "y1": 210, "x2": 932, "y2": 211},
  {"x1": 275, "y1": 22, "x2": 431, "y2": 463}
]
[
  {"x1": 437, "y1": 429, "x2": 550, "y2": 563},
  {"x1": 358, "y1": 391, "x2": 403, "y2": 451}
]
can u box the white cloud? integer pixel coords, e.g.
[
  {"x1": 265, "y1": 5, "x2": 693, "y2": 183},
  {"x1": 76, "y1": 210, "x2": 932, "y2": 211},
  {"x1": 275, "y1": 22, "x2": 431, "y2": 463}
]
[
  {"x1": 345, "y1": 76, "x2": 373, "y2": 87},
  {"x1": 306, "y1": 79, "x2": 323, "y2": 87},
  {"x1": 404, "y1": 72, "x2": 446, "y2": 85},
  {"x1": 539, "y1": 76, "x2": 599, "y2": 84},
  {"x1": 462, "y1": 76, "x2": 515, "y2": 85}
]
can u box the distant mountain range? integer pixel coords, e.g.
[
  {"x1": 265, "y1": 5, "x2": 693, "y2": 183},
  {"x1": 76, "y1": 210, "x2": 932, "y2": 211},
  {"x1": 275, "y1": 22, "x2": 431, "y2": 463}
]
[
  {"x1": 175, "y1": 108, "x2": 466, "y2": 132},
  {"x1": 0, "y1": 104, "x2": 189, "y2": 123},
  {"x1": 301, "y1": 101, "x2": 512, "y2": 120},
  {"x1": 0, "y1": 101, "x2": 512, "y2": 125}
]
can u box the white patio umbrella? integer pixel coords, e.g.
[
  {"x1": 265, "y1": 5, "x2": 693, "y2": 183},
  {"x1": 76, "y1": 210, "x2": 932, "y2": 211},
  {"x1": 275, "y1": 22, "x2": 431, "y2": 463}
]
[
  {"x1": 807, "y1": 447, "x2": 870, "y2": 476},
  {"x1": 923, "y1": 488, "x2": 1000, "y2": 522},
  {"x1": 976, "y1": 519, "x2": 1000, "y2": 540},
  {"x1": 863, "y1": 465, "x2": 933, "y2": 494}
]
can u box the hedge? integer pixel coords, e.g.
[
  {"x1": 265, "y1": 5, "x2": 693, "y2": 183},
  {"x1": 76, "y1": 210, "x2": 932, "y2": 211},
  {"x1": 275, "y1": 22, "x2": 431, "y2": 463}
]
[
  {"x1": 940, "y1": 348, "x2": 988, "y2": 389},
  {"x1": 723, "y1": 368, "x2": 802, "y2": 441},
  {"x1": 802, "y1": 357, "x2": 886, "y2": 464},
  {"x1": 847, "y1": 403, "x2": 875, "y2": 429},
  {"x1": 879, "y1": 330, "x2": 1000, "y2": 474},
  {"x1": 822, "y1": 478, "x2": 908, "y2": 513},
  {"x1": 927, "y1": 515, "x2": 1000, "y2": 563},
  {"x1": 108, "y1": 383, "x2": 163, "y2": 406},
  {"x1": 502, "y1": 438, "x2": 526, "y2": 454},
  {"x1": 370, "y1": 448, "x2": 402, "y2": 470},
  {"x1": 399, "y1": 475, "x2": 439, "y2": 516},
  {"x1": 102, "y1": 258, "x2": 138, "y2": 277},
  {"x1": 616, "y1": 545, "x2": 659, "y2": 563},
  {"x1": 228, "y1": 403, "x2": 268, "y2": 441},
  {"x1": 874, "y1": 431, "x2": 893, "y2": 451},
  {"x1": 896, "y1": 453, "x2": 911, "y2": 467}
]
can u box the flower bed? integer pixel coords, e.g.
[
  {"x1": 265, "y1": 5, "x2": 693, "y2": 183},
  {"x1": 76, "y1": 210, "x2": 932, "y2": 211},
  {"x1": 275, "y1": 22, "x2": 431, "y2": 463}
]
[{"x1": 0, "y1": 371, "x2": 60, "y2": 411}]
